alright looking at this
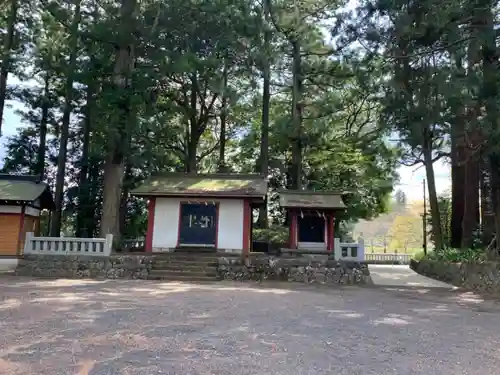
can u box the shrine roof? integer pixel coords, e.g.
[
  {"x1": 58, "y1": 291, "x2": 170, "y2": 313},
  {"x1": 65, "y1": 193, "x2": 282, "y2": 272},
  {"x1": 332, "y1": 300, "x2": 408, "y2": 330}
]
[
  {"x1": 279, "y1": 190, "x2": 346, "y2": 209},
  {"x1": 131, "y1": 173, "x2": 267, "y2": 198},
  {"x1": 0, "y1": 174, "x2": 55, "y2": 209}
]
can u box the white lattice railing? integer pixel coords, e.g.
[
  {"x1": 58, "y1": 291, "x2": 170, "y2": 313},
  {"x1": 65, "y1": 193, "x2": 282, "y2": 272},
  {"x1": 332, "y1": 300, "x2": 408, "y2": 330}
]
[
  {"x1": 364, "y1": 253, "x2": 411, "y2": 264},
  {"x1": 120, "y1": 238, "x2": 145, "y2": 251},
  {"x1": 24, "y1": 232, "x2": 113, "y2": 256},
  {"x1": 334, "y1": 237, "x2": 365, "y2": 261}
]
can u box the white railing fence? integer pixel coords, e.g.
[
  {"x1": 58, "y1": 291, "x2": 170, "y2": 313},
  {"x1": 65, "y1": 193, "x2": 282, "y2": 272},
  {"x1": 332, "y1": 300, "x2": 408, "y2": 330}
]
[
  {"x1": 334, "y1": 237, "x2": 365, "y2": 261},
  {"x1": 364, "y1": 253, "x2": 411, "y2": 264},
  {"x1": 24, "y1": 232, "x2": 113, "y2": 257},
  {"x1": 120, "y1": 238, "x2": 145, "y2": 251}
]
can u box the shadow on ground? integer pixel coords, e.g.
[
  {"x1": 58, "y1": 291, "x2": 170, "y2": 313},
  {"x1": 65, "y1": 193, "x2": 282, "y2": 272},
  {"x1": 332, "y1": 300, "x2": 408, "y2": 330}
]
[{"x1": 0, "y1": 277, "x2": 499, "y2": 375}]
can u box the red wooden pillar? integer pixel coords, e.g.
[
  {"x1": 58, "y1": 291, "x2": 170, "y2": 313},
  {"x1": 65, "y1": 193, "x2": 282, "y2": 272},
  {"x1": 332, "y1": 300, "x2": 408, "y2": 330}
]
[
  {"x1": 289, "y1": 209, "x2": 298, "y2": 249},
  {"x1": 327, "y1": 214, "x2": 335, "y2": 253},
  {"x1": 16, "y1": 204, "x2": 26, "y2": 255},
  {"x1": 242, "y1": 199, "x2": 251, "y2": 255},
  {"x1": 145, "y1": 197, "x2": 156, "y2": 253}
]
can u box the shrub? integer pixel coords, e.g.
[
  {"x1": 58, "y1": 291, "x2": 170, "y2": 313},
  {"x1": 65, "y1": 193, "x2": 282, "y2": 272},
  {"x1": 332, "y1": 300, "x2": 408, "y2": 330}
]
[
  {"x1": 435, "y1": 247, "x2": 486, "y2": 262},
  {"x1": 253, "y1": 225, "x2": 289, "y2": 245},
  {"x1": 412, "y1": 250, "x2": 431, "y2": 261},
  {"x1": 414, "y1": 247, "x2": 486, "y2": 263}
]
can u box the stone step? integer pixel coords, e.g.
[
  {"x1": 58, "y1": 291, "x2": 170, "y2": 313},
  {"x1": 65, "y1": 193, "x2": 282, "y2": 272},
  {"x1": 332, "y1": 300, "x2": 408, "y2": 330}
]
[
  {"x1": 173, "y1": 247, "x2": 218, "y2": 254},
  {"x1": 152, "y1": 260, "x2": 217, "y2": 268},
  {"x1": 149, "y1": 269, "x2": 218, "y2": 277},
  {"x1": 147, "y1": 274, "x2": 219, "y2": 282},
  {"x1": 153, "y1": 255, "x2": 220, "y2": 262},
  {"x1": 147, "y1": 270, "x2": 219, "y2": 281},
  {"x1": 155, "y1": 250, "x2": 219, "y2": 255},
  {"x1": 152, "y1": 264, "x2": 217, "y2": 273}
]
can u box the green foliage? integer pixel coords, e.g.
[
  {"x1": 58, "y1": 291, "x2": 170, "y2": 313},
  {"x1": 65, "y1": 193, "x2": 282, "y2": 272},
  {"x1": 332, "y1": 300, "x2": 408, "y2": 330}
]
[
  {"x1": 0, "y1": 0, "x2": 401, "y2": 238},
  {"x1": 412, "y1": 250, "x2": 429, "y2": 261},
  {"x1": 425, "y1": 247, "x2": 486, "y2": 263},
  {"x1": 253, "y1": 225, "x2": 289, "y2": 245},
  {"x1": 427, "y1": 195, "x2": 451, "y2": 246}
]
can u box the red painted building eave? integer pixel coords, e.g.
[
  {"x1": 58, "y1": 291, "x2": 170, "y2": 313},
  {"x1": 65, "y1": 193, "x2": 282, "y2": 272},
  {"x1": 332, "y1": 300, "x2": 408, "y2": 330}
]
[
  {"x1": 289, "y1": 209, "x2": 298, "y2": 249},
  {"x1": 16, "y1": 204, "x2": 26, "y2": 255},
  {"x1": 145, "y1": 198, "x2": 156, "y2": 252},
  {"x1": 214, "y1": 202, "x2": 220, "y2": 249},
  {"x1": 327, "y1": 215, "x2": 335, "y2": 252},
  {"x1": 242, "y1": 199, "x2": 251, "y2": 255}
]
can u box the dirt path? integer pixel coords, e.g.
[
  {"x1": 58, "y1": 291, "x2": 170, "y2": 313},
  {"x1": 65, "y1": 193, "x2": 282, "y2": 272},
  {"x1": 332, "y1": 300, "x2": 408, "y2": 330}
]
[
  {"x1": 369, "y1": 264, "x2": 456, "y2": 289},
  {"x1": 0, "y1": 277, "x2": 498, "y2": 375}
]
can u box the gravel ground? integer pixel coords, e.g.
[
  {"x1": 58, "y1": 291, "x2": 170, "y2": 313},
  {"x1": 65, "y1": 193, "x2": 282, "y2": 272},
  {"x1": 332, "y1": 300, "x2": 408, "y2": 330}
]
[{"x1": 0, "y1": 277, "x2": 499, "y2": 375}]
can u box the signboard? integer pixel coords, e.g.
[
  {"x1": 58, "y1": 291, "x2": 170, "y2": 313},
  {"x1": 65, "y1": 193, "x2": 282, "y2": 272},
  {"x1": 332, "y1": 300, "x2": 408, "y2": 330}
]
[{"x1": 179, "y1": 203, "x2": 217, "y2": 246}]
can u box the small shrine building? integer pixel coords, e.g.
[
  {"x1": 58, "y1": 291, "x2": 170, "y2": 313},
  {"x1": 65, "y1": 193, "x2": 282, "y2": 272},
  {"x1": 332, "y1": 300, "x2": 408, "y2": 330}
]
[{"x1": 279, "y1": 190, "x2": 346, "y2": 252}]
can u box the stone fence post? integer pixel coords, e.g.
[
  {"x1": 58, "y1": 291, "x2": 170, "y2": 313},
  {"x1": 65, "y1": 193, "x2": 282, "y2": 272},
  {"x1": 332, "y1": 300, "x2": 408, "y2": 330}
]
[
  {"x1": 357, "y1": 236, "x2": 365, "y2": 261},
  {"x1": 104, "y1": 234, "x2": 114, "y2": 256},
  {"x1": 333, "y1": 238, "x2": 341, "y2": 260},
  {"x1": 24, "y1": 232, "x2": 34, "y2": 254}
]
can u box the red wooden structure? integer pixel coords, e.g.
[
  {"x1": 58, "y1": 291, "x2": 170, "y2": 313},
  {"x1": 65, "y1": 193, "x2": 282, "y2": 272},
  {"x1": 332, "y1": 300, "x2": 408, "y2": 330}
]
[{"x1": 279, "y1": 191, "x2": 346, "y2": 253}]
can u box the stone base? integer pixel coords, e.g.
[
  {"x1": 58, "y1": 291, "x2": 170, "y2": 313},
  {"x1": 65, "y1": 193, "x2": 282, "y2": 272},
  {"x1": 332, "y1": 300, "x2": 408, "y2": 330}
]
[
  {"x1": 16, "y1": 254, "x2": 155, "y2": 279},
  {"x1": 152, "y1": 247, "x2": 174, "y2": 253},
  {"x1": 0, "y1": 257, "x2": 18, "y2": 272},
  {"x1": 217, "y1": 255, "x2": 372, "y2": 285},
  {"x1": 219, "y1": 248, "x2": 242, "y2": 254},
  {"x1": 14, "y1": 254, "x2": 372, "y2": 285},
  {"x1": 411, "y1": 259, "x2": 500, "y2": 294}
]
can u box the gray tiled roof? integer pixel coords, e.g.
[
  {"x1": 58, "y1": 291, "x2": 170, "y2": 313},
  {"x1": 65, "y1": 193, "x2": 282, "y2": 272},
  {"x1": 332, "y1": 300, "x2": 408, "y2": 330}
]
[{"x1": 131, "y1": 173, "x2": 267, "y2": 198}]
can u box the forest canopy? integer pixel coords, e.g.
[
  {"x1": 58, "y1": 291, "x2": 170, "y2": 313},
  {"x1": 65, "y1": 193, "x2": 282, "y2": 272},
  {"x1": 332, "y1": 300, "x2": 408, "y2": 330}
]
[{"x1": 0, "y1": 0, "x2": 497, "y2": 257}]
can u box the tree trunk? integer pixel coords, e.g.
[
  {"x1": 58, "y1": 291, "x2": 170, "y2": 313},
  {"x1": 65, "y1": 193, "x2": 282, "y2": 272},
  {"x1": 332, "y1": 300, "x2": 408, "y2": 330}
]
[
  {"x1": 489, "y1": 154, "x2": 500, "y2": 257},
  {"x1": 87, "y1": 157, "x2": 100, "y2": 237},
  {"x1": 185, "y1": 73, "x2": 199, "y2": 172},
  {"x1": 460, "y1": 31, "x2": 481, "y2": 248},
  {"x1": 186, "y1": 134, "x2": 198, "y2": 172},
  {"x1": 461, "y1": 145, "x2": 480, "y2": 248},
  {"x1": 478, "y1": 0, "x2": 500, "y2": 254},
  {"x1": 218, "y1": 60, "x2": 228, "y2": 172},
  {"x1": 101, "y1": 153, "x2": 126, "y2": 240},
  {"x1": 450, "y1": 121, "x2": 465, "y2": 247},
  {"x1": 448, "y1": 36, "x2": 474, "y2": 249},
  {"x1": 50, "y1": 0, "x2": 81, "y2": 236},
  {"x1": 480, "y1": 155, "x2": 495, "y2": 244},
  {"x1": 423, "y1": 137, "x2": 443, "y2": 250},
  {"x1": 37, "y1": 75, "x2": 50, "y2": 180},
  {"x1": 0, "y1": 0, "x2": 17, "y2": 136},
  {"x1": 119, "y1": 163, "x2": 132, "y2": 238},
  {"x1": 76, "y1": 74, "x2": 96, "y2": 237},
  {"x1": 257, "y1": 0, "x2": 271, "y2": 228},
  {"x1": 76, "y1": 2, "x2": 99, "y2": 237},
  {"x1": 100, "y1": 0, "x2": 136, "y2": 243},
  {"x1": 290, "y1": 39, "x2": 302, "y2": 190}
]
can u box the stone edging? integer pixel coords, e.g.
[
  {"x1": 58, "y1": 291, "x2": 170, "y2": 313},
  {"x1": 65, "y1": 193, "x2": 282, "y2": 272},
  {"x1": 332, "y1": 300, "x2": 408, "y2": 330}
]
[
  {"x1": 15, "y1": 254, "x2": 154, "y2": 279},
  {"x1": 217, "y1": 256, "x2": 373, "y2": 285},
  {"x1": 411, "y1": 258, "x2": 500, "y2": 294},
  {"x1": 14, "y1": 254, "x2": 373, "y2": 286}
]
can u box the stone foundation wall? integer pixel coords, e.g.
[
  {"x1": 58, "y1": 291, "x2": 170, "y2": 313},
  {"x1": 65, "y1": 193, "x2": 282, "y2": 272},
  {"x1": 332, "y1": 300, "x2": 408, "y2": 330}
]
[
  {"x1": 217, "y1": 256, "x2": 372, "y2": 285},
  {"x1": 411, "y1": 259, "x2": 500, "y2": 294},
  {"x1": 15, "y1": 254, "x2": 154, "y2": 279},
  {"x1": 15, "y1": 254, "x2": 372, "y2": 285}
]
